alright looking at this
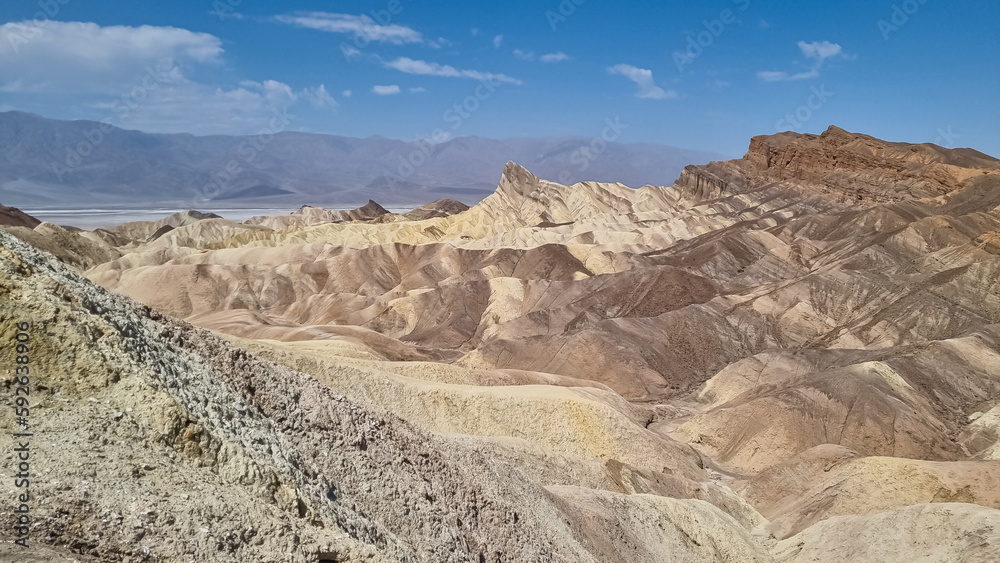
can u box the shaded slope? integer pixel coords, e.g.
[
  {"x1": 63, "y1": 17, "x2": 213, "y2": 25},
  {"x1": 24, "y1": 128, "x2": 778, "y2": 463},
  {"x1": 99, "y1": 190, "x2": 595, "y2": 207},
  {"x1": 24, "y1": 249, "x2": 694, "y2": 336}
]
[
  {"x1": 59, "y1": 126, "x2": 1000, "y2": 559},
  {"x1": 0, "y1": 229, "x2": 769, "y2": 561},
  {"x1": 0, "y1": 203, "x2": 41, "y2": 227}
]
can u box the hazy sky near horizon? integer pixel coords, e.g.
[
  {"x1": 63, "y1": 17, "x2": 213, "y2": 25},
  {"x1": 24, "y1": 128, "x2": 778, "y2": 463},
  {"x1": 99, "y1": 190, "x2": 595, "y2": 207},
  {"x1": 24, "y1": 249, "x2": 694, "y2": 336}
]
[{"x1": 1, "y1": 0, "x2": 997, "y2": 157}]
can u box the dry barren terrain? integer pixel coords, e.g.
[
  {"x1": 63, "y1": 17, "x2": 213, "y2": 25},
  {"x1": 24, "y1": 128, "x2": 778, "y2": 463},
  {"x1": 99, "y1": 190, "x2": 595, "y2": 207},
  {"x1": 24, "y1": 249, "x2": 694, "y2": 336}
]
[{"x1": 3, "y1": 126, "x2": 1000, "y2": 561}]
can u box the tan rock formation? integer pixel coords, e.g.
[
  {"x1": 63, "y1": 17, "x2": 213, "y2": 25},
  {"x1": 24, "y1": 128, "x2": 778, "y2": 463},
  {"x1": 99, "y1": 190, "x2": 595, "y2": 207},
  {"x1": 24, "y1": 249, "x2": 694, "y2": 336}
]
[{"x1": 5, "y1": 126, "x2": 1000, "y2": 560}]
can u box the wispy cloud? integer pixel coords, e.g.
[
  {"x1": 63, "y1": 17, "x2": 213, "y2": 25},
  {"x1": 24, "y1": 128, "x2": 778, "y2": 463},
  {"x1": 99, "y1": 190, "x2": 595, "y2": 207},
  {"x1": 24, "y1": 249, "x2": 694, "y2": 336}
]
[
  {"x1": 758, "y1": 40, "x2": 846, "y2": 82},
  {"x1": 0, "y1": 20, "x2": 221, "y2": 93},
  {"x1": 341, "y1": 45, "x2": 363, "y2": 59},
  {"x1": 493, "y1": 34, "x2": 503, "y2": 48},
  {"x1": 513, "y1": 49, "x2": 534, "y2": 61},
  {"x1": 799, "y1": 40, "x2": 843, "y2": 61},
  {"x1": 0, "y1": 20, "x2": 334, "y2": 135},
  {"x1": 240, "y1": 80, "x2": 338, "y2": 108},
  {"x1": 540, "y1": 51, "x2": 570, "y2": 63},
  {"x1": 516, "y1": 51, "x2": 569, "y2": 63},
  {"x1": 276, "y1": 12, "x2": 422, "y2": 44},
  {"x1": 372, "y1": 84, "x2": 401, "y2": 95},
  {"x1": 97, "y1": 78, "x2": 329, "y2": 135},
  {"x1": 239, "y1": 79, "x2": 295, "y2": 107},
  {"x1": 383, "y1": 57, "x2": 522, "y2": 84},
  {"x1": 302, "y1": 84, "x2": 336, "y2": 108},
  {"x1": 607, "y1": 64, "x2": 676, "y2": 100},
  {"x1": 408, "y1": 86, "x2": 427, "y2": 93},
  {"x1": 213, "y1": 10, "x2": 246, "y2": 21},
  {"x1": 758, "y1": 69, "x2": 818, "y2": 82}
]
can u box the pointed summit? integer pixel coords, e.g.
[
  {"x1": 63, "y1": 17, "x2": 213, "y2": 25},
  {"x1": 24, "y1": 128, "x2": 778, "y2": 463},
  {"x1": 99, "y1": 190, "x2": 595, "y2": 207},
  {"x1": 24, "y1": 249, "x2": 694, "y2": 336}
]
[
  {"x1": 358, "y1": 199, "x2": 390, "y2": 217},
  {"x1": 820, "y1": 125, "x2": 855, "y2": 140},
  {"x1": 497, "y1": 161, "x2": 542, "y2": 198}
]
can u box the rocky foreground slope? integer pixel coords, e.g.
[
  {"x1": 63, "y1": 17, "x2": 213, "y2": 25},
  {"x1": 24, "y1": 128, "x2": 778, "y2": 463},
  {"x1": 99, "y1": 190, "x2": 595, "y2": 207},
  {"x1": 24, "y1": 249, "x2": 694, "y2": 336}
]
[
  {"x1": 0, "y1": 229, "x2": 772, "y2": 562},
  {"x1": 3, "y1": 125, "x2": 1000, "y2": 561}
]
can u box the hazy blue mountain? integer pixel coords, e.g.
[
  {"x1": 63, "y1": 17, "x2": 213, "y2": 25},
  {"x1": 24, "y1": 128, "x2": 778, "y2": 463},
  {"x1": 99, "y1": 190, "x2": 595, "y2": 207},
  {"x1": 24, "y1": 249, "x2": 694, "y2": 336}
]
[{"x1": 0, "y1": 111, "x2": 726, "y2": 208}]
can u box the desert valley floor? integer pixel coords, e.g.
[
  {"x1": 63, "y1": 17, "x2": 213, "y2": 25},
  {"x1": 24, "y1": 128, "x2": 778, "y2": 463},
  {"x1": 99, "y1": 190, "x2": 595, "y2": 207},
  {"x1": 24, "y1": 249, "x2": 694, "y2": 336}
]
[{"x1": 2, "y1": 125, "x2": 1000, "y2": 562}]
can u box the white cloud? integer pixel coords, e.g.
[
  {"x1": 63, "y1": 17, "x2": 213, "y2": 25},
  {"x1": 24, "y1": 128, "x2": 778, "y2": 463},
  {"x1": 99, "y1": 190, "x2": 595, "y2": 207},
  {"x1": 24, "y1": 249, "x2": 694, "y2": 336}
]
[
  {"x1": 799, "y1": 40, "x2": 842, "y2": 61},
  {"x1": 470, "y1": 28, "x2": 480, "y2": 36},
  {"x1": 493, "y1": 34, "x2": 503, "y2": 48},
  {"x1": 409, "y1": 86, "x2": 427, "y2": 93},
  {"x1": 540, "y1": 51, "x2": 570, "y2": 63},
  {"x1": 0, "y1": 20, "x2": 221, "y2": 93},
  {"x1": 87, "y1": 82, "x2": 298, "y2": 136},
  {"x1": 513, "y1": 49, "x2": 535, "y2": 61},
  {"x1": 757, "y1": 69, "x2": 819, "y2": 82},
  {"x1": 275, "y1": 12, "x2": 422, "y2": 44},
  {"x1": 607, "y1": 64, "x2": 677, "y2": 100},
  {"x1": 302, "y1": 84, "x2": 337, "y2": 108},
  {"x1": 372, "y1": 84, "x2": 401, "y2": 95},
  {"x1": 342, "y1": 89, "x2": 352, "y2": 98},
  {"x1": 214, "y1": 10, "x2": 246, "y2": 21},
  {"x1": 383, "y1": 57, "x2": 523, "y2": 84},
  {"x1": 0, "y1": 21, "x2": 336, "y2": 135},
  {"x1": 514, "y1": 51, "x2": 569, "y2": 63},
  {"x1": 758, "y1": 40, "x2": 846, "y2": 82},
  {"x1": 260, "y1": 79, "x2": 296, "y2": 107},
  {"x1": 237, "y1": 80, "x2": 336, "y2": 109}
]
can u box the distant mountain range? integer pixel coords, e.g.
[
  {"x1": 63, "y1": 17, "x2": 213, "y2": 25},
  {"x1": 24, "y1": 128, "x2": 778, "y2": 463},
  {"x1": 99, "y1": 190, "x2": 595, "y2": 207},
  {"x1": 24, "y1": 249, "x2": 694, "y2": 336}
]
[{"x1": 0, "y1": 111, "x2": 725, "y2": 209}]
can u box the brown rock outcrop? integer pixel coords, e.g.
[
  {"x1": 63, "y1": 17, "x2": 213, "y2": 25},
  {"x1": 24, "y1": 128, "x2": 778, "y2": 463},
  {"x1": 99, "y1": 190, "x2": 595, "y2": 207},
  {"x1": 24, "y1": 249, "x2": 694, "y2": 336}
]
[{"x1": 0, "y1": 203, "x2": 41, "y2": 228}]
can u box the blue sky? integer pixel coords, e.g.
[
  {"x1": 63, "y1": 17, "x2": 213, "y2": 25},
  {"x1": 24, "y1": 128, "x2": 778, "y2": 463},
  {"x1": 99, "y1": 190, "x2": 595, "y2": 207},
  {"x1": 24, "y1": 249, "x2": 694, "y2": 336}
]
[{"x1": 1, "y1": 0, "x2": 997, "y2": 157}]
